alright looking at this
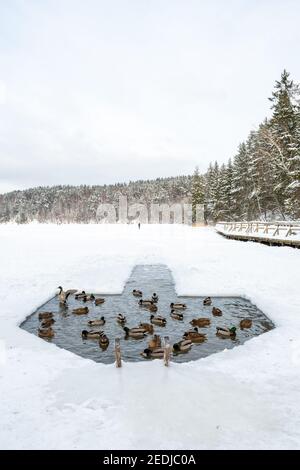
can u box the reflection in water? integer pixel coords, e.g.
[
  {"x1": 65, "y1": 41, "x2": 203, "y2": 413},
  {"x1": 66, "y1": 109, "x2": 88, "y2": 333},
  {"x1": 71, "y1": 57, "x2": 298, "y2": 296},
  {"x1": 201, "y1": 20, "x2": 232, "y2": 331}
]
[{"x1": 20, "y1": 265, "x2": 274, "y2": 364}]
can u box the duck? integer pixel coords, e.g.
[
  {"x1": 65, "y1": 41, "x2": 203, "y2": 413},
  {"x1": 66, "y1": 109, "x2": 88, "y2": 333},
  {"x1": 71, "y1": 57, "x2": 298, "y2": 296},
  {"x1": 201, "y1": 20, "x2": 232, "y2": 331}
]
[
  {"x1": 88, "y1": 317, "x2": 105, "y2": 326},
  {"x1": 139, "y1": 299, "x2": 154, "y2": 307},
  {"x1": 150, "y1": 314, "x2": 167, "y2": 326},
  {"x1": 81, "y1": 330, "x2": 103, "y2": 339},
  {"x1": 117, "y1": 314, "x2": 126, "y2": 324},
  {"x1": 139, "y1": 322, "x2": 154, "y2": 334},
  {"x1": 133, "y1": 289, "x2": 143, "y2": 297},
  {"x1": 72, "y1": 306, "x2": 89, "y2": 315},
  {"x1": 151, "y1": 293, "x2": 159, "y2": 303},
  {"x1": 240, "y1": 319, "x2": 252, "y2": 329},
  {"x1": 173, "y1": 339, "x2": 192, "y2": 354},
  {"x1": 203, "y1": 297, "x2": 212, "y2": 306},
  {"x1": 148, "y1": 334, "x2": 162, "y2": 349},
  {"x1": 170, "y1": 303, "x2": 187, "y2": 310},
  {"x1": 41, "y1": 318, "x2": 55, "y2": 328},
  {"x1": 212, "y1": 307, "x2": 222, "y2": 316},
  {"x1": 58, "y1": 286, "x2": 76, "y2": 304},
  {"x1": 141, "y1": 348, "x2": 164, "y2": 359},
  {"x1": 38, "y1": 312, "x2": 53, "y2": 321},
  {"x1": 216, "y1": 326, "x2": 237, "y2": 338},
  {"x1": 149, "y1": 303, "x2": 158, "y2": 312},
  {"x1": 99, "y1": 334, "x2": 109, "y2": 348},
  {"x1": 83, "y1": 294, "x2": 95, "y2": 302},
  {"x1": 38, "y1": 327, "x2": 54, "y2": 338},
  {"x1": 190, "y1": 317, "x2": 211, "y2": 328},
  {"x1": 123, "y1": 327, "x2": 146, "y2": 339},
  {"x1": 95, "y1": 298, "x2": 105, "y2": 306},
  {"x1": 183, "y1": 328, "x2": 206, "y2": 343},
  {"x1": 75, "y1": 290, "x2": 86, "y2": 300},
  {"x1": 170, "y1": 310, "x2": 184, "y2": 321}
]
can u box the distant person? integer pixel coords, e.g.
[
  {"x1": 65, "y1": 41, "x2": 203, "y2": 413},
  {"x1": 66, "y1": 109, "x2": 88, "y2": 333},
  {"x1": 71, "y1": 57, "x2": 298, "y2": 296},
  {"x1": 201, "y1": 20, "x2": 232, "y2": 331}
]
[{"x1": 138, "y1": 222, "x2": 141, "y2": 230}]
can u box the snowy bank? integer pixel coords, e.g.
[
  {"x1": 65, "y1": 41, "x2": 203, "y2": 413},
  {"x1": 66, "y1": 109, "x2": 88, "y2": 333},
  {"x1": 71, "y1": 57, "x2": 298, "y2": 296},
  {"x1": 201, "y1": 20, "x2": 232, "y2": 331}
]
[{"x1": 0, "y1": 224, "x2": 300, "y2": 449}]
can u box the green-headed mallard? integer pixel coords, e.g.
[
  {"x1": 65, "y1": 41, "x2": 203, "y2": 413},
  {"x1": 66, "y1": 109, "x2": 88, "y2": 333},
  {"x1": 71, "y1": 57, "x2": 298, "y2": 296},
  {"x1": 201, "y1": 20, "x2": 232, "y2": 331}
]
[
  {"x1": 141, "y1": 348, "x2": 164, "y2": 359},
  {"x1": 183, "y1": 328, "x2": 206, "y2": 343},
  {"x1": 170, "y1": 302, "x2": 186, "y2": 310},
  {"x1": 88, "y1": 317, "x2": 105, "y2": 326},
  {"x1": 240, "y1": 319, "x2": 252, "y2": 329},
  {"x1": 212, "y1": 307, "x2": 222, "y2": 316},
  {"x1": 170, "y1": 310, "x2": 184, "y2": 321},
  {"x1": 99, "y1": 334, "x2": 109, "y2": 348},
  {"x1": 75, "y1": 290, "x2": 86, "y2": 300},
  {"x1": 117, "y1": 314, "x2": 126, "y2": 324},
  {"x1": 139, "y1": 299, "x2": 154, "y2": 307},
  {"x1": 203, "y1": 297, "x2": 212, "y2": 306},
  {"x1": 190, "y1": 317, "x2": 211, "y2": 327},
  {"x1": 150, "y1": 314, "x2": 166, "y2": 326},
  {"x1": 81, "y1": 330, "x2": 103, "y2": 339},
  {"x1": 216, "y1": 326, "x2": 237, "y2": 338},
  {"x1": 72, "y1": 306, "x2": 89, "y2": 315},
  {"x1": 123, "y1": 327, "x2": 146, "y2": 339},
  {"x1": 173, "y1": 339, "x2": 192, "y2": 354}
]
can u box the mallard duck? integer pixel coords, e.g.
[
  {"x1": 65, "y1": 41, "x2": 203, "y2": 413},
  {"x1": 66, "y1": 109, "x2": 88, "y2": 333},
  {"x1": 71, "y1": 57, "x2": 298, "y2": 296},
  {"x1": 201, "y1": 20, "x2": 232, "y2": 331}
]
[
  {"x1": 190, "y1": 317, "x2": 211, "y2": 327},
  {"x1": 240, "y1": 319, "x2": 252, "y2": 329},
  {"x1": 148, "y1": 334, "x2": 161, "y2": 349},
  {"x1": 151, "y1": 293, "x2": 159, "y2": 303},
  {"x1": 117, "y1": 314, "x2": 126, "y2": 324},
  {"x1": 123, "y1": 327, "x2": 146, "y2": 339},
  {"x1": 212, "y1": 307, "x2": 222, "y2": 316},
  {"x1": 150, "y1": 315, "x2": 167, "y2": 326},
  {"x1": 75, "y1": 290, "x2": 86, "y2": 300},
  {"x1": 216, "y1": 326, "x2": 237, "y2": 338},
  {"x1": 139, "y1": 299, "x2": 154, "y2": 306},
  {"x1": 170, "y1": 310, "x2": 184, "y2": 320},
  {"x1": 139, "y1": 322, "x2": 154, "y2": 334},
  {"x1": 95, "y1": 298, "x2": 105, "y2": 306},
  {"x1": 83, "y1": 294, "x2": 95, "y2": 302},
  {"x1": 170, "y1": 303, "x2": 187, "y2": 310},
  {"x1": 183, "y1": 328, "x2": 206, "y2": 343},
  {"x1": 72, "y1": 306, "x2": 89, "y2": 315},
  {"x1": 149, "y1": 303, "x2": 158, "y2": 312},
  {"x1": 99, "y1": 334, "x2": 109, "y2": 348},
  {"x1": 58, "y1": 287, "x2": 76, "y2": 304},
  {"x1": 141, "y1": 348, "x2": 164, "y2": 359},
  {"x1": 38, "y1": 312, "x2": 53, "y2": 321},
  {"x1": 203, "y1": 297, "x2": 212, "y2": 306},
  {"x1": 88, "y1": 317, "x2": 105, "y2": 326},
  {"x1": 133, "y1": 289, "x2": 143, "y2": 297},
  {"x1": 81, "y1": 330, "x2": 103, "y2": 339},
  {"x1": 41, "y1": 318, "x2": 55, "y2": 328},
  {"x1": 173, "y1": 339, "x2": 192, "y2": 354},
  {"x1": 38, "y1": 327, "x2": 54, "y2": 338}
]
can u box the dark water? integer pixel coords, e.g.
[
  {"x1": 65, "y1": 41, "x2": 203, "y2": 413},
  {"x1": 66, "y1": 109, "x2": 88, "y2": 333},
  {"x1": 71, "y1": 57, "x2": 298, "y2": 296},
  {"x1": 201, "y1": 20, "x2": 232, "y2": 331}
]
[{"x1": 20, "y1": 264, "x2": 274, "y2": 364}]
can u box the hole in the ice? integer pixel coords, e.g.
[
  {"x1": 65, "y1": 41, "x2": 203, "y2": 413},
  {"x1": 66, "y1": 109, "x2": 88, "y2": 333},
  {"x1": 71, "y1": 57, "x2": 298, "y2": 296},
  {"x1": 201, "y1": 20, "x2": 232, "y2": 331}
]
[{"x1": 20, "y1": 264, "x2": 275, "y2": 364}]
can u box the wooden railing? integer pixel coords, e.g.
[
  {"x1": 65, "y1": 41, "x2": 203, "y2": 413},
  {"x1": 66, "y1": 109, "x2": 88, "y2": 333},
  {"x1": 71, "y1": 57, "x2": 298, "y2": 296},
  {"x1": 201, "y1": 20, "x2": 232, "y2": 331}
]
[{"x1": 215, "y1": 221, "x2": 300, "y2": 247}]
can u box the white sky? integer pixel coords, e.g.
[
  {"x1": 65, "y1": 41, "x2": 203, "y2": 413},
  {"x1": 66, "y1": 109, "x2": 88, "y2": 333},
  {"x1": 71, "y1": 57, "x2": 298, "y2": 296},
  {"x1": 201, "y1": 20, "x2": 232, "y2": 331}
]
[{"x1": 0, "y1": 0, "x2": 300, "y2": 193}]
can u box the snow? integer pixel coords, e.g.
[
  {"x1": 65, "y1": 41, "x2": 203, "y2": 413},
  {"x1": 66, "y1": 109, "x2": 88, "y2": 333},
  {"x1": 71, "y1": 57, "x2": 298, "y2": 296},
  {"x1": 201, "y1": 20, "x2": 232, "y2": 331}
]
[
  {"x1": 0, "y1": 224, "x2": 300, "y2": 449},
  {"x1": 216, "y1": 222, "x2": 300, "y2": 242}
]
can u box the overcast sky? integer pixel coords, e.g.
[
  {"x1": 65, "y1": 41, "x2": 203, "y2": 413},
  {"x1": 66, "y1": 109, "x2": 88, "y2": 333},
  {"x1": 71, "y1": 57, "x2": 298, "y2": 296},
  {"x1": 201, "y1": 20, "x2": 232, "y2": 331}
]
[{"x1": 0, "y1": 0, "x2": 300, "y2": 193}]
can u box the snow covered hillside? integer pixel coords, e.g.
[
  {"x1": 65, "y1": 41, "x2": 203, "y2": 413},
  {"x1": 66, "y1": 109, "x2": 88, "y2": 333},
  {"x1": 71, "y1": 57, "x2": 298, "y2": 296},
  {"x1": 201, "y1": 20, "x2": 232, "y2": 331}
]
[{"x1": 0, "y1": 224, "x2": 299, "y2": 449}]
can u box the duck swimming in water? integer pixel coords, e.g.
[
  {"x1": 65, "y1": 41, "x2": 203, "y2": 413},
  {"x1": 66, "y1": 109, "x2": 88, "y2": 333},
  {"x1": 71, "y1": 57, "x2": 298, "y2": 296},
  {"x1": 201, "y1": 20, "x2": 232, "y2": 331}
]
[
  {"x1": 123, "y1": 327, "x2": 146, "y2": 339},
  {"x1": 58, "y1": 287, "x2": 77, "y2": 305},
  {"x1": 183, "y1": 328, "x2": 206, "y2": 343},
  {"x1": 150, "y1": 315, "x2": 167, "y2": 326},
  {"x1": 190, "y1": 317, "x2": 211, "y2": 328},
  {"x1": 173, "y1": 339, "x2": 192, "y2": 354},
  {"x1": 240, "y1": 319, "x2": 252, "y2": 329},
  {"x1": 72, "y1": 306, "x2": 89, "y2": 315},
  {"x1": 216, "y1": 326, "x2": 237, "y2": 338},
  {"x1": 212, "y1": 307, "x2": 222, "y2": 316},
  {"x1": 170, "y1": 310, "x2": 184, "y2": 321},
  {"x1": 41, "y1": 318, "x2": 55, "y2": 328},
  {"x1": 117, "y1": 314, "x2": 126, "y2": 325},
  {"x1": 38, "y1": 312, "x2": 53, "y2": 321},
  {"x1": 95, "y1": 298, "x2": 105, "y2": 306},
  {"x1": 133, "y1": 289, "x2": 143, "y2": 297},
  {"x1": 83, "y1": 294, "x2": 95, "y2": 302},
  {"x1": 88, "y1": 317, "x2": 105, "y2": 326},
  {"x1": 81, "y1": 330, "x2": 103, "y2": 339},
  {"x1": 75, "y1": 290, "x2": 86, "y2": 300},
  {"x1": 139, "y1": 322, "x2": 154, "y2": 334},
  {"x1": 141, "y1": 348, "x2": 164, "y2": 359},
  {"x1": 203, "y1": 297, "x2": 212, "y2": 306},
  {"x1": 170, "y1": 303, "x2": 187, "y2": 310},
  {"x1": 148, "y1": 334, "x2": 162, "y2": 349},
  {"x1": 151, "y1": 293, "x2": 159, "y2": 303},
  {"x1": 38, "y1": 327, "x2": 54, "y2": 338}
]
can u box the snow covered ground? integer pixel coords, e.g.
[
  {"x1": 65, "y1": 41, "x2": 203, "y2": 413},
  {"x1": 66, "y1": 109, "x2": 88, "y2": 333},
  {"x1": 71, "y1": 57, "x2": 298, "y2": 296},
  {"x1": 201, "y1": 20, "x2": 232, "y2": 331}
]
[
  {"x1": 216, "y1": 222, "x2": 300, "y2": 243},
  {"x1": 0, "y1": 224, "x2": 300, "y2": 450}
]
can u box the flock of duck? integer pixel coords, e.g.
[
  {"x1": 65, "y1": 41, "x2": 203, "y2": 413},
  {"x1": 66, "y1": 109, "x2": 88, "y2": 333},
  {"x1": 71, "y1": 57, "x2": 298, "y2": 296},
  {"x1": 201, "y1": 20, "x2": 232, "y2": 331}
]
[{"x1": 37, "y1": 286, "x2": 253, "y2": 360}]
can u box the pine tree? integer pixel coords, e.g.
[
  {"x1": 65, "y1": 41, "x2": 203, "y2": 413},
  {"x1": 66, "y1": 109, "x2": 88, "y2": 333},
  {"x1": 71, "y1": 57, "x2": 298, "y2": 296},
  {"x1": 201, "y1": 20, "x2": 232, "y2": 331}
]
[{"x1": 192, "y1": 166, "x2": 205, "y2": 223}]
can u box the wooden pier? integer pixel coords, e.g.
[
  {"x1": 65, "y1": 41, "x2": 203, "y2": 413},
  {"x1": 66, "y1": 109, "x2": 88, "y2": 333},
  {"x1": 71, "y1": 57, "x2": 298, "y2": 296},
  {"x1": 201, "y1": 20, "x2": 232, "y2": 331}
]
[{"x1": 216, "y1": 221, "x2": 300, "y2": 249}]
